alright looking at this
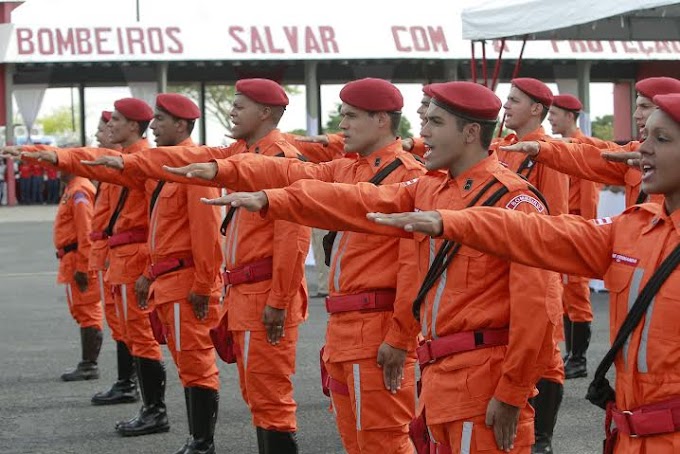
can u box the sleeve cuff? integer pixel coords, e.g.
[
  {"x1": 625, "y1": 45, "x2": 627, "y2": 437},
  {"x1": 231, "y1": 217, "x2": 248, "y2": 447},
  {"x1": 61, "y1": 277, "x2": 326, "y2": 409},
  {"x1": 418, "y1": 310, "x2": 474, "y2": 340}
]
[
  {"x1": 384, "y1": 327, "x2": 412, "y2": 351},
  {"x1": 266, "y1": 293, "x2": 290, "y2": 310},
  {"x1": 191, "y1": 282, "x2": 213, "y2": 296},
  {"x1": 494, "y1": 377, "x2": 534, "y2": 408}
]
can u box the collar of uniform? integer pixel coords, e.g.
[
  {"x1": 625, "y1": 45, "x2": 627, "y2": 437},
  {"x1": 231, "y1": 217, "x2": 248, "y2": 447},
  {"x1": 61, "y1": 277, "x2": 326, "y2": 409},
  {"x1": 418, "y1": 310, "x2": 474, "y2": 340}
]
[
  {"x1": 176, "y1": 137, "x2": 195, "y2": 147},
  {"x1": 639, "y1": 202, "x2": 668, "y2": 235},
  {"x1": 437, "y1": 153, "x2": 500, "y2": 198},
  {"x1": 519, "y1": 126, "x2": 547, "y2": 141},
  {"x1": 356, "y1": 140, "x2": 402, "y2": 175},
  {"x1": 570, "y1": 129, "x2": 585, "y2": 140},
  {"x1": 246, "y1": 129, "x2": 285, "y2": 156},
  {"x1": 124, "y1": 138, "x2": 150, "y2": 154}
]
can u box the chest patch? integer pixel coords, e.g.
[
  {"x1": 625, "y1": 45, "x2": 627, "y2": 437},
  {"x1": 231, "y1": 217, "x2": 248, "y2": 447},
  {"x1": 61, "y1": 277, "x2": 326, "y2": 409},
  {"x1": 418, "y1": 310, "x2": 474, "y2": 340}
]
[{"x1": 612, "y1": 253, "x2": 639, "y2": 267}]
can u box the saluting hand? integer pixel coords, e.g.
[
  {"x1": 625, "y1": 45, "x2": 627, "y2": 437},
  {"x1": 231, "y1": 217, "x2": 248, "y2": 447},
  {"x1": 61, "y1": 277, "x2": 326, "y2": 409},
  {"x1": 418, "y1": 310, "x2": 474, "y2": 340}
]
[
  {"x1": 262, "y1": 305, "x2": 286, "y2": 345},
  {"x1": 0, "y1": 146, "x2": 22, "y2": 158},
  {"x1": 367, "y1": 211, "x2": 443, "y2": 236},
  {"x1": 81, "y1": 155, "x2": 124, "y2": 169},
  {"x1": 21, "y1": 150, "x2": 57, "y2": 164},
  {"x1": 188, "y1": 292, "x2": 210, "y2": 321},
  {"x1": 294, "y1": 134, "x2": 329, "y2": 146},
  {"x1": 73, "y1": 271, "x2": 89, "y2": 293},
  {"x1": 201, "y1": 191, "x2": 268, "y2": 211},
  {"x1": 485, "y1": 397, "x2": 521, "y2": 452},
  {"x1": 163, "y1": 162, "x2": 218, "y2": 180},
  {"x1": 376, "y1": 342, "x2": 407, "y2": 394},
  {"x1": 499, "y1": 141, "x2": 541, "y2": 157},
  {"x1": 134, "y1": 275, "x2": 152, "y2": 309},
  {"x1": 601, "y1": 150, "x2": 641, "y2": 168}
]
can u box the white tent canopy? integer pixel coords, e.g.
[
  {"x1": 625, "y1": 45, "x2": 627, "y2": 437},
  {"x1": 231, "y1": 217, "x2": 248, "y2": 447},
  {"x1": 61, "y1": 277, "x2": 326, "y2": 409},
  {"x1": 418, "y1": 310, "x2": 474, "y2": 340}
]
[{"x1": 462, "y1": 0, "x2": 680, "y2": 41}]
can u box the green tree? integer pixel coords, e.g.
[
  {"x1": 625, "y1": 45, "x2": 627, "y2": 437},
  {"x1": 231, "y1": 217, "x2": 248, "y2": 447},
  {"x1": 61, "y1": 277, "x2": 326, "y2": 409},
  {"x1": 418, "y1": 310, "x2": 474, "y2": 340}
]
[
  {"x1": 591, "y1": 115, "x2": 614, "y2": 141},
  {"x1": 170, "y1": 84, "x2": 300, "y2": 133},
  {"x1": 287, "y1": 128, "x2": 307, "y2": 136},
  {"x1": 323, "y1": 104, "x2": 413, "y2": 138},
  {"x1": 37, "y1": 106, "x2": 77, "y2": 135}
]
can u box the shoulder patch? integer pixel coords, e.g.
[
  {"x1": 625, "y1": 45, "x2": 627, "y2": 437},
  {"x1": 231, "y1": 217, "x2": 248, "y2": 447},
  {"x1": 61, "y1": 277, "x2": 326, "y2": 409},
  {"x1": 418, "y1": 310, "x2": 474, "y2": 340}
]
[
  {"x1": 73, "y1": 191, "x2": 90, "y2": 206},
  {"x1": 505, "y1": 194, "x2": 545, "y2": 213},
  {"x1": 592, "y1": 217, "x2": 613, "y2": 226}
]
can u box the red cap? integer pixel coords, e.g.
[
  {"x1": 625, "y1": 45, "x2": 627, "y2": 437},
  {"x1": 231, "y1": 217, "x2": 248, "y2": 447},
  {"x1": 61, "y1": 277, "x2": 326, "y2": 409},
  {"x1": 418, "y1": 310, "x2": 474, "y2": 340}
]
[
  {"x1": 340, "y1": 78, "x2": 403, "y2": 112},
  {"x1": 636, "y1": 77, "x2": 680, "y2": 100},
  {"x1": 429, "y1": 82, "x2": 501, "y2": 122},
  {"x1": 156, "y1": 93, "x2": 201, "y2": 120},
  {"x1": 235, "y1": 78, "x2": 289, "y2": 106},
  {"x1": 101, "y1": 111, "x2": 112, "y2": 123},
  {"x1": 653, "y1": 93, "x2": 680, "y2": 125},
  {"x1": 113, "y1": 98, "x2": 154, "y2": 122},
  {"x1": 422, "y1": 84, "x2": 434, "y2": 98},
  {"x1": 552, "y1": 94, "x2": 583, "y2": 112},
  {"x1": 512, "y1": 77, "x2": 553, "y2": 107}
]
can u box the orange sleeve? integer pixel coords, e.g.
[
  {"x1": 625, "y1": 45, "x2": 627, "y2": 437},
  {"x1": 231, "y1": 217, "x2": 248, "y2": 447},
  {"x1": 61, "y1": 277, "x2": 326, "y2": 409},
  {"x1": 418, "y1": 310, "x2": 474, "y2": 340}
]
[
  {"x1": 410, "y1": 137, "x2": 428, "y2": 158},
  {"x1": 55, "y1": 147, "x2": 146, "y2": 190},
  {"x1": 186, "y1": 184, "x2": 223, "y2": 296},
  {"x1": 266, "y1": 219, "x2": 310, "y2": 310},
  {"x1": 535, "y1": 141, "x2": 630, "y2": 186},
  {"x1": 383, "y1": 237, "x2": 420, "y2": 350},
  {"x1": 72, "y1": 190, "x2": 95, "y2": 273},
  {"x1": 438, "y1": 207, "x2": 613, "y2": 279},
  {"x1": 291, "y1": 133, "x2": 345, "y2": 163},
  {"x1": 122, "y1": 144, "x2": 238, "y2": 185},
  {"x1": 213, "y1": 153, "x2": 335, "y2": 191},
  {"x1": 263, "y1": 179, "x2": 419, "y2": 237},
  {"x1": 580, "y1": 179, "x2": 600, "y2": 220}
]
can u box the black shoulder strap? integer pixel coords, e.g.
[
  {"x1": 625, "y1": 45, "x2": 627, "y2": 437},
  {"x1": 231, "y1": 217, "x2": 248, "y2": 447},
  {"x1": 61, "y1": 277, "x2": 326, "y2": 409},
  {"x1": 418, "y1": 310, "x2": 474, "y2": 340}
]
[
  {"x1": 322, "y1": 158, "x2": 404, "y2": 266},
  {"x1": 149, "y1": 180, "x2": 166, "y2": 215},
  {"x1": 411, "y1": 178, "x2": 508, "y2": 318},
  {"x1": 517, "y1": 155, "x2": 536, "y2": 180},
  {"x1": 586, "y1": 242, "x2": 680, "y2": 409},
  {"x1": 104, "y1": 186, "x2": 130, "y2": 237}
]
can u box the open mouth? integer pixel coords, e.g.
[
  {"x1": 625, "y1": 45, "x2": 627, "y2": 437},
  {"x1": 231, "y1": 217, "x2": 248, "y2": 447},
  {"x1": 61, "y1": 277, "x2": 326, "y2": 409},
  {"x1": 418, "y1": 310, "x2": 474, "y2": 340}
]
[{"x1": 641, "y1": 162, "x2": 655, "y2": 181}]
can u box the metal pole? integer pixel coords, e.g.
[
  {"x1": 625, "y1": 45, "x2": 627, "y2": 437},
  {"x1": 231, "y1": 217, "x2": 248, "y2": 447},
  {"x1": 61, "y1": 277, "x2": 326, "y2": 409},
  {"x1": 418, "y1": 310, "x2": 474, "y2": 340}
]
[
  {"x1": 199, "y1": 81, "x2": 207, "y2": 145},
  {"x1": 304, "y1": 61, "x2": 321, "y2": 135},
  {"x1": 78, "y1": 83, "x2": 86, "y2": 146},
  {"x1": 157, "y1": 62, "x2": 168, "y2": 94},
  {"x1": 136, "y1": 0, "x2": 140, "y2": 22}
]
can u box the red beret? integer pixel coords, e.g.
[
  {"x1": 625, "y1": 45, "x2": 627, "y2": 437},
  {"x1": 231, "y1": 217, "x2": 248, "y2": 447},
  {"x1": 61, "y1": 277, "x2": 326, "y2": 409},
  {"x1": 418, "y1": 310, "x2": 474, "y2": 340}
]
[
  {"x1": 512, "y1": 78, "x2": 553, "y2": 107},
  {"x1": 101, "y1": 111, "x2": 112, "y2": 123},
  {"x1": 113, "y1": 98, "x2": 154, "y2": 122},
  {"x1": 235, "y1": 78, "x2": 288, "y2": 106},
  {"x1": 340, "y1": 78, "x2": 403, "y2": 112},
  {"x1": 636, "y1": 77, "x2": 680, "y2": 100},
  {"x1": 156, "y1": 93, "x2": 200, "y2": 120},
  {"x1": 429, "y1": 81, "x2": 501, "y2": 122},
  {"x1": 422, "y1": 84, "x2": 434, "y2": 98},
  {"x1": 552, "y1": 94, "x2": 583, "y2": 112},
  {"x1": 653, "y1": 94, "x2": 680, "y2": 125}
]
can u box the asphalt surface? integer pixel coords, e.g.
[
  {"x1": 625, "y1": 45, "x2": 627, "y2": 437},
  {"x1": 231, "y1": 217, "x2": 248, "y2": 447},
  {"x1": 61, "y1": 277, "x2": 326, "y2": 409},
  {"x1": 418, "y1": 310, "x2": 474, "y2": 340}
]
[{"x1": 0, "y1": 216, "x2": 610, "y2": 453}]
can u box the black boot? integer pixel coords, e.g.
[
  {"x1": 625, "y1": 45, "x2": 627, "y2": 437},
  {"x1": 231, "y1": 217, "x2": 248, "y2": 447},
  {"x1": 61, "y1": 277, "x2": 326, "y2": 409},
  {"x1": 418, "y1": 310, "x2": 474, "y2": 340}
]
[
  {"x1": 116, "y1": 357, "x2": 170, "y2": 436},
  {"x1": 173, "y1": 387, "x2": 219, "y2": 454},
  {"x1": 92, "y1": 341, "x2": 139, "y2": 405},
  {"x1": 256, "y1": 427, "x2": 266, "y2": 454},
  {"x1": 564, "y1": 321, "x2": 591, "y2": 379},
  {"x1": 562, "y1": 315, "x2": 573, "y2": 362},
  {"x1": 531, "y1": 379, "x2": 564, "y2": 454},
  {"x1": 61, "y1": 327, "x2": 102, "y2": 381},
  {"x1": 262, "y1": 429, "x2": 298, "y2": 454}
]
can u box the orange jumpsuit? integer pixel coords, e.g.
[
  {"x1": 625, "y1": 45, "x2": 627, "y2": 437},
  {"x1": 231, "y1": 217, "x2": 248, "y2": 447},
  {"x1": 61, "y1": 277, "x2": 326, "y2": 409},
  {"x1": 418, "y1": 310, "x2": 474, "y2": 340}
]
[
  {"x1": 283, "y1": 132, "x2": 345, "y2": 163},
  {"x1": 260, "y1": 153, "x2": 560, "y2": 453},
  {"x1": 89, "y1": 182, "x2": 124, "y2": 342},
  {"x1": 60, "y1": 138, "x2": 224, "y2": 390},
  {"x1": 204, "y1": 140, "x2": 425, "y2": 453},
  {"x1": 492, "y1": 127, "x2": 569, "y2": 384},
  {"x1": 533, "y1": 139, "x2": 664, "y2": 208},
  {"x1": 562, "y1": 130, "x2": 600, "y2": 323},
  {"x1": 45, "y1": 140, "x2": 162, "y2": 362},
  {"x1": 54, "y1": 176, "x2": 103, "y2": 330},
  {"x1": 437, "y1": 202, "x2": 680, "y2": 453},
  {"x1": 122, "y1": 129, "x2": 310, "y2": 432}
]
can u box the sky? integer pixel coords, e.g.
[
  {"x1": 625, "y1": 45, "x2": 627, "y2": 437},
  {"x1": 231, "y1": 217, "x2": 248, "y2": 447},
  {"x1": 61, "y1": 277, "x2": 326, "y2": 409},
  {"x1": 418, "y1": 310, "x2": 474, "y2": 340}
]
[{"x1": 10, "y1": 0, "x2": 615, "y2": 145}]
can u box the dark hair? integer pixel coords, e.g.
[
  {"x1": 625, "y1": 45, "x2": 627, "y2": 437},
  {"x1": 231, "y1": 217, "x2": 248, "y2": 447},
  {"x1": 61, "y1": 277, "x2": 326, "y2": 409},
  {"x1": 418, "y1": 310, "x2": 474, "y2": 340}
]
[
  {"x1": 368, "y1": 111, "x2": 402, "y2": 136},
  {"x1": 571, "y1": 111, "x2": 580, "y2": 122},
  {"x1": 540, "y1": 105, "x2": 549, "y2": 122},
  {"x1": 137, "y1": 121, "x2": 150, "y2": 135},
  {"x1": 455, "y1": 115, "x2": 496, "y2": 149}
]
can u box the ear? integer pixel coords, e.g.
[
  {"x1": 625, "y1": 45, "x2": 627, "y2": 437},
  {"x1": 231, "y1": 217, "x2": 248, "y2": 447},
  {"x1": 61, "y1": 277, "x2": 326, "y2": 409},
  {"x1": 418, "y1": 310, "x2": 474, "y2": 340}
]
[
  {"x1": 530, "y1": 102, "x2": 543, "y2": 117},
  {"x1": 377, "y1": 111, "x2": 390, "y2": 129},
  {"x1": 465, "y1": 123, "x2": 481, "y2": 144},
  {"x1": 259, "y1": 106, "x2": 272, "y2": 122}
]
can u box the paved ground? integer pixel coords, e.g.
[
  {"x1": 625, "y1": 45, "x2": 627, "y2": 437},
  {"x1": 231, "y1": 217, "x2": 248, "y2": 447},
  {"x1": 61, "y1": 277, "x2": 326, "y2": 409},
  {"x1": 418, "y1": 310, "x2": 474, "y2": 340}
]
[{"x1": 0, "y1": 208, "x2": 609, "y2": 453}]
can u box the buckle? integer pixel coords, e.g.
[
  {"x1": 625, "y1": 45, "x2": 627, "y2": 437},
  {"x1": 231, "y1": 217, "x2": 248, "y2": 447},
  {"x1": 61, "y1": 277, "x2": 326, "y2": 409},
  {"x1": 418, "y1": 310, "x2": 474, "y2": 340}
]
[{"x1": 622, "y1": 410, "x2": 638, "y2": 438}]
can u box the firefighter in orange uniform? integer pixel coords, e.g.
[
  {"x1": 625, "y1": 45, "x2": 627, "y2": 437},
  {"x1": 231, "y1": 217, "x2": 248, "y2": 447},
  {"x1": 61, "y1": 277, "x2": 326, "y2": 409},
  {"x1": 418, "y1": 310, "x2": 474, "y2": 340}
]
[
  {"x1": 163, "y1": 78, "x2": 426, "y2": 454},
  {"x1": 89, "y1": 111, "x2": 139, "y2": 406},
  {"x1": 384, "y1": 92, "x2": 680, "y2": 454},
  {"x1": 490, "y1": 77, "x2": 569, "y2": 454},
  {"x1": 548, "y1": 94, "x2": 601, "y2": 380},
  {"x1": 199, "y1": 81, "x2": 560, "y2": 453},
  {"x1": 12, "y1": 99, "x2": 170, "y2": 437},
  {"x1": 83, "y1": 79, "x2": 310, "y2": 453},
  {"x1": 502, "y1": 76, "x2": 680, "y2": 209},
  {"x1": 54, "y1": 171, "x2": 103, "y2": 381},
  {"x1": 402, "y1": 84, "x2": 433, "y2": 158}
]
